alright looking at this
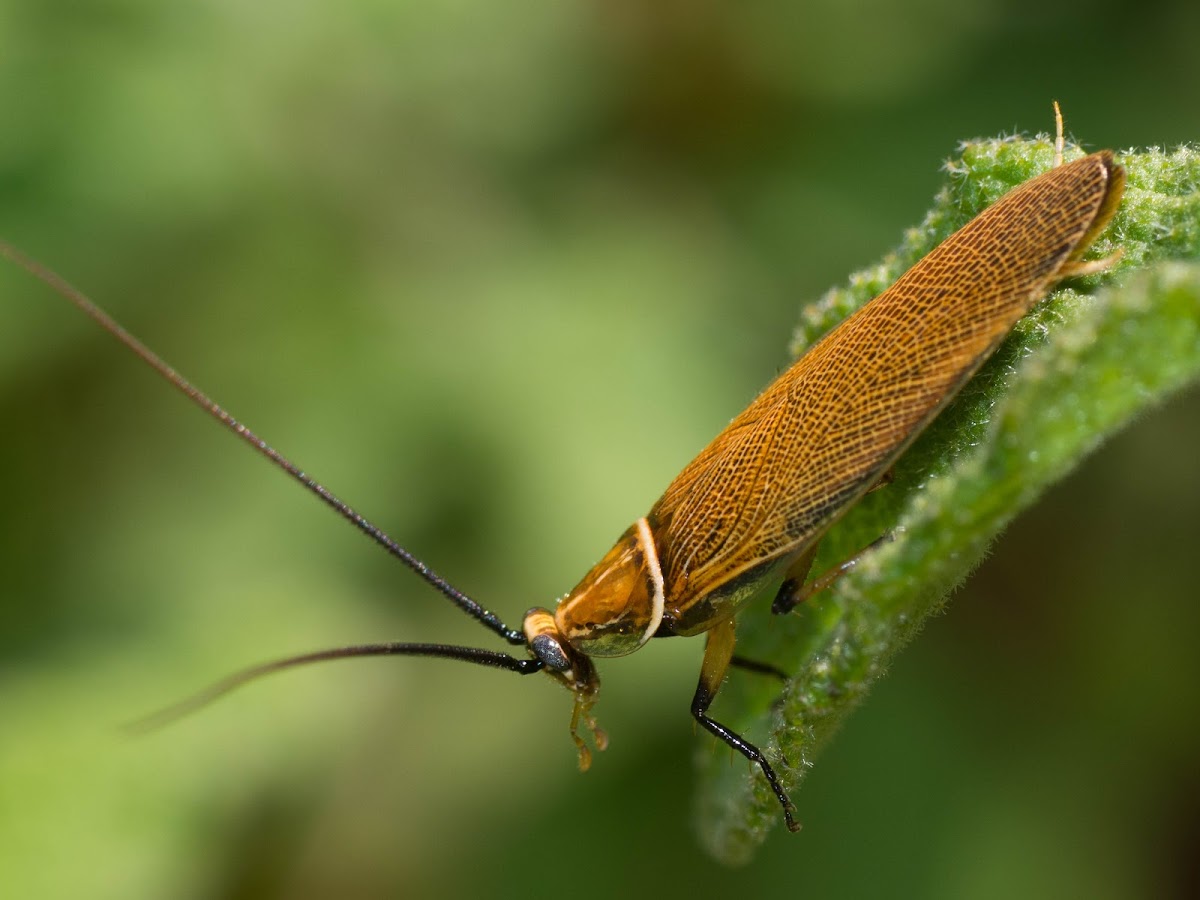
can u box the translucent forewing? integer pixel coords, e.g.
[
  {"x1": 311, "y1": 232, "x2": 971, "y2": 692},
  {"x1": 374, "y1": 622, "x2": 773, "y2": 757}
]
[{"x1": 651, "y1": 152, "x2": 1125, "y2": 616}]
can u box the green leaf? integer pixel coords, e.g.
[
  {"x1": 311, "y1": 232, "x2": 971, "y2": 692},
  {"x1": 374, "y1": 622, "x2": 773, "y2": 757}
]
[{"x1": 696, "y1": 136, "x2": 1200, "y2": 864}]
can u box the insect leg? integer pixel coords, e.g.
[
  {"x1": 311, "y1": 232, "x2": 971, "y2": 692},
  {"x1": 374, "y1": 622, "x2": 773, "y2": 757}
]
[
  {"x1": 768, "y1": 466, "x2": 895, "y2": 615},
  {"x1": 769, "y1": 543, "x2": 820, "y2": 616},
  {"x1": 867, "y1": 466, "x2": 895, "y2": 493},
  {"x1": 772, "y1": 532, "x2": 894, "y2": 614},
  {"x1": 729, "y1": 655, "x2": 788, "y2": 681},
  {"x1": 1057, "y1": 250, "x2": 1123, "y2": 279},
  {"x1": 691, "y1": 619, "x2": 800, "y2": 832}
]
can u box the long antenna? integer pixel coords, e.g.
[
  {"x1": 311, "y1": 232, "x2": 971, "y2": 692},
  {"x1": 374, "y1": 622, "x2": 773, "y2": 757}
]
[
  {"x1": 1, "y1": 239, "x2": 526, "y2": 645},
  {"x1": 128, "y1": 642, "x2": 545, "y2": 732}
]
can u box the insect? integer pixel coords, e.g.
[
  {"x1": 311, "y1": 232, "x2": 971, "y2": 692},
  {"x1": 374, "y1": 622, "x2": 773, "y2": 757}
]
[{"x1": 2, "y1": 106, "x2": 1123, "y2": 833}]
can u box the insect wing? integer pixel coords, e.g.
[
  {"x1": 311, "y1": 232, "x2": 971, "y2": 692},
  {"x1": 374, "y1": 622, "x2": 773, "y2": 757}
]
[{"x1": 652, "y1": 152, "x2": 1122, "y2": 612}]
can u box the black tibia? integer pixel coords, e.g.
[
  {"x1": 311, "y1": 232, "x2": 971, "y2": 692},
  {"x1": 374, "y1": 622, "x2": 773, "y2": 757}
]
[
  {"x1": 729, "y1": 655, "x2": 788, "y2": 681},
  {"x1": 691, "y1": 619, "x2": 800, "y2": 832}
]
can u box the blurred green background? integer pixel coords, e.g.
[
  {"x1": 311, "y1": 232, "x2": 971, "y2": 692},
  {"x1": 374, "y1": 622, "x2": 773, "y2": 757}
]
[{"x1": 1, "y1": 1, "x2": 1198, "y2": 898}]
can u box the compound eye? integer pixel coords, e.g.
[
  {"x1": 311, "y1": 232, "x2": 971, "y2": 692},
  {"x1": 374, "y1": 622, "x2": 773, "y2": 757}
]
[{"x1": 531, "y1": 633, "x2": 571, "y2": 672}]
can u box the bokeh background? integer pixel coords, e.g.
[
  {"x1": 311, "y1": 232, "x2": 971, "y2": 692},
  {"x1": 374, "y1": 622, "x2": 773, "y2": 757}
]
[{"x1": 1, "y1": 1, "x2": 1198, "y2": 898}]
